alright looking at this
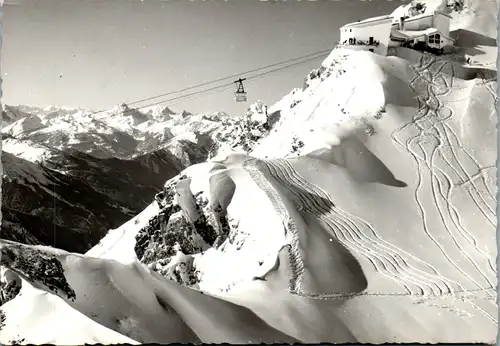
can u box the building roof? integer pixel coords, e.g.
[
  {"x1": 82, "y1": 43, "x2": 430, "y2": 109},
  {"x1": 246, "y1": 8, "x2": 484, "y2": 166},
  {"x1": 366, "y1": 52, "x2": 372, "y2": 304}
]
[
  {"x1": 392, "y1": 28, "x2": 438, "y2": 40},
  {"x1": 341, "y1": 15, "x2": 393, "y2": 29},
  {"x1": 391, "y1": 27, "x2": 456, "y2": 42}
]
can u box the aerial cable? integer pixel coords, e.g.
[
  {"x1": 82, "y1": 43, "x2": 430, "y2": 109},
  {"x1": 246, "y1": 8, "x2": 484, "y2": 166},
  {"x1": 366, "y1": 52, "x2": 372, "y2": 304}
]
[
  {"x1": 16, "y1": 49, "x2": 332, "y2": 136},
  {"x1": 125, "y1": 48, "x2": 333, "y2": 106},
  {"x1": 87, "y1": 47, "x2": 335, "y2": 116},
  {"x1": 128, "y1": 51, "x2": 331, "y2": 112}
]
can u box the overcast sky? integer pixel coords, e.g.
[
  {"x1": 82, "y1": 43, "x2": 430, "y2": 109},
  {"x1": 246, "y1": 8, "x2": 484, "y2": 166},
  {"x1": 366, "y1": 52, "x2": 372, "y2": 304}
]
[{"x1": 1, "y1": 0, "x2": 409, "y2": 117}]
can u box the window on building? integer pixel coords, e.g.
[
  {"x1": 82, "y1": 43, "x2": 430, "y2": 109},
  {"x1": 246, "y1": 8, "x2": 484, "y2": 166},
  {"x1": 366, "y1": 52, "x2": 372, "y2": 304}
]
[{"x1": 428, "y1": 34, "x2": 441, "y2": 45}]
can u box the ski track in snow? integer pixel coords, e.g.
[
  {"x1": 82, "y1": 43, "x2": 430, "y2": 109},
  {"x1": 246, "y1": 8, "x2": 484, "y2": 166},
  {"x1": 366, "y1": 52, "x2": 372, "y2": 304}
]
[
  {"x1": 264, "y1": 158, "x2": 462, "y2": 297},
  {"x1": 242, "y1": 160, "x2": 305, "y2": 295},
  {"x1": 390, "y1": 52, "x2": 497, "y2": 323},
  {"x1": 242, "y1": 156, "x2": 450, "y2": 299}
]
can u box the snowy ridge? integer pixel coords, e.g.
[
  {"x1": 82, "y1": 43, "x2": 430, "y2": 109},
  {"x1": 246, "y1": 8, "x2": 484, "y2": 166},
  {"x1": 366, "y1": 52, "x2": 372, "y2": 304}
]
[{"x1": 2, "y1": 136, "x2": 55, "y2": 164}]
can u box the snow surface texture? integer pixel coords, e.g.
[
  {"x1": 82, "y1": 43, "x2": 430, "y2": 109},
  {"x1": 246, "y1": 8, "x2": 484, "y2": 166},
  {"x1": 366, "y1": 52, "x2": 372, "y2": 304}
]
[{"x1": 0, "y1": 0, "x2": 498, "y2": 343}]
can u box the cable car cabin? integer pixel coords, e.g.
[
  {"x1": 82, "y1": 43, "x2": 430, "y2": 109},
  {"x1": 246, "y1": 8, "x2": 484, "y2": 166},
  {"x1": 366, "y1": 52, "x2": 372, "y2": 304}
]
[
  {"x1": 234, "y1": 78, "x2": 247, "y2": 103},
  {"x1": 234, "y1": 92, "x2": 247, "y2": 102}
]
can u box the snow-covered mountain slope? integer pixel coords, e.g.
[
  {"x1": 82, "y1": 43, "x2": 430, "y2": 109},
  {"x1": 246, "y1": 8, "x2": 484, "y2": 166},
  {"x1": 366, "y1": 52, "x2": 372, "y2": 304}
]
[
  {"x1": 1, "y1": 136, "x2": 183, "y2": 253},
  {"x1": 1, "y1": 0, "x2": 497, "y2": 343},
  {"x1": 0, "y1": 264, "x2": 139, "y2": 345},
  {"x1": 1, "y1": 101, "x2": 274, "y2": 164},
  {"x1": 0, "y1": 240, "x2": 297, "y2": 344}
]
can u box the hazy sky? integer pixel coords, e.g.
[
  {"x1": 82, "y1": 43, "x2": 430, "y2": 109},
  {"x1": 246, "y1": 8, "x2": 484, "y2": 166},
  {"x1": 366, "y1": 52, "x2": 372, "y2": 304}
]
[{"x1": 2, "y1": 0, "x2": 409, "y2": 117}]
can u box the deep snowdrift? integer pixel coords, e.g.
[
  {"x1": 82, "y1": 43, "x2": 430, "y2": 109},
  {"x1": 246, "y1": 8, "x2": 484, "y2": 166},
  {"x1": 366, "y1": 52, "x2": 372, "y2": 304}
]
[
  {"x1": 0, "y1": 0, "x2": 497, "y2": 343},
  {"x1": 0, "y1": 240, "x2": 297, "y2": 344}
]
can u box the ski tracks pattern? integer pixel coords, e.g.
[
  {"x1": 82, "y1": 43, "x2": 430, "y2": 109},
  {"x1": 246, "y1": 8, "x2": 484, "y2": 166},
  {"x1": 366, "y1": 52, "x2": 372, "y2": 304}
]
[
  {"x1": 238, "y1": 53, "x2": 497, "y2": 324},
  {"x1": 234, "y1": 53, "x2": 496, "y2": 325},
  {"x1": 391, "y1": 53, "x2": 497, "y2": 322},
  {"x1": 243, "y1": 157, "x2": 461, "y2": 299}
]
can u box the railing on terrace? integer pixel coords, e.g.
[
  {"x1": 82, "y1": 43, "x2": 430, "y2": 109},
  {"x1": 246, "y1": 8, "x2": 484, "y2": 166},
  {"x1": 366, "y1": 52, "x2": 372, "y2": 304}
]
[{"x1": 341, "y1": 39, "x2": 381, "y2": 47}]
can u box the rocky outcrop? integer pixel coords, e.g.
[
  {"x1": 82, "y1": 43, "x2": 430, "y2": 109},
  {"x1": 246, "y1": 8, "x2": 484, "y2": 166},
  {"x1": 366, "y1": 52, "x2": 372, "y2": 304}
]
[
  {"x1": 134, "y1": 176, "x2": 234, "y2": 287},
  {"x1": 0, "y1": 243, "x2": 76, "y2": 301},
  {"x1": 0, "y1": 268, "x2": 21, "y2": 307}
]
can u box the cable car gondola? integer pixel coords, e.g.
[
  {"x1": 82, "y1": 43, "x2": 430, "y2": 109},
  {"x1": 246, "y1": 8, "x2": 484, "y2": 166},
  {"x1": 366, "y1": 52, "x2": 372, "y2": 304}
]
[{"x1": 234, "y1": 78, "x2": 247, "y2": 102}]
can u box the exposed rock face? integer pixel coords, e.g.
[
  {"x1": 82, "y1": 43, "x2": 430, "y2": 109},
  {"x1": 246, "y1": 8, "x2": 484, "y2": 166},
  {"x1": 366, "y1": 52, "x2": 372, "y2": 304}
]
[
  {"x1": 0, "y1": 244, "x2": 76, "y2": 302},
  {"x1": 407, "y1": 1, "x2": 427, "y2": 16},
  {"x1": 0, "y1": 268, "x2": 21, "y2": 307},
  {"x1": 134, "y1": 176, "x2": 233, "y2": 287}
]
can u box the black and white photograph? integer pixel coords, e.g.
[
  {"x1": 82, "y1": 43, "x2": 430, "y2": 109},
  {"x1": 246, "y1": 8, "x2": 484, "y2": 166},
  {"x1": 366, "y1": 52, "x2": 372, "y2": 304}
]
[{"x1": 0, "y1": 0, "x2": 498, "y2": 344}]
